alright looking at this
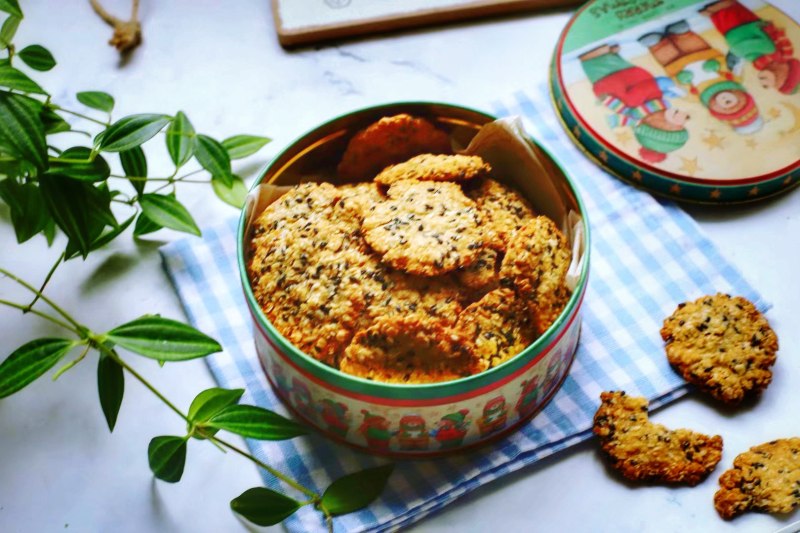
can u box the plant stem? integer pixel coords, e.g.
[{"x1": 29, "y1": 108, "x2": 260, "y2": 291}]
[
  {"x1": 52, "y1": 344, "x2": 90, "y2": 381},
  {"x1": 49, "y1": 104, "x2": 110, "y2": 127},
  {"x1": 24, "y1": 252, "x2": 64, "y2": 312},
  {"x1": 210, "y1": 434, "x2": 319, "y2": 501},
  {"x1": 0, "y1": 267, "x2": 83, "y2": 331},
  {"x1": 0, "y1": 299, "x2": 80, "y2": 335},
  {"x1": 110, "y1": 174, "x2": 209, "y2": 184}
]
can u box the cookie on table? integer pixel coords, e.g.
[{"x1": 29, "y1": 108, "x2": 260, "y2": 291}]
[
  {"x1": 464, "y1": 177, "x2": 537, "y2": 251},
  {"x1": 660, "y1": 293, "x2": 778, "y2": 404},
  {"x1": 340, "y1": 315, "x2": 480, "y2": 384},
  {"x1": 593, "y1": 391, "x2": 723, "y2": 486},
  {"x1": 500, "y1": 216, "x2": 572, "y2": 335},
  {"x1": 455, "y1": 288, "x2": 537, "y2": 369},
  {"x1": 374, "y1": 153, "x2": 491, "y2": 186},
  {"x1": 361, "y1": 179, "x2": 484, "y2": 276},
  {"x1": 714, "y1": 438, "x2": 800, "y2": 519},
  {"x1": 337, "y1": 114, "x2": 452, "y2": 181}
]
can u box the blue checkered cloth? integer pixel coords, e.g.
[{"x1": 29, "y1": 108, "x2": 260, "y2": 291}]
[{"x1": 160, "y1": 88, "x2": 766, "y2": 532}]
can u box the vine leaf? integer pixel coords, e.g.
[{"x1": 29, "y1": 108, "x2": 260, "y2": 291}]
[
  {"x1": 187, "y1": 387, "x2": 244, "y2": 439},
  {"x1": 205, "y1": 405, "x2": 306, "y2": 440},
  {"x1": 166, "y1": 111, "x2": 194, "y2": 167},
  {"x1": 76, "y1": 91, "x2": 115, "y2": 114},
  {"x1": 104, "y1": 315, "x2": 222, "y2": 361},
  {"x1": 119, "y1": 146, "x2": 147, "y2": 195},
  {"x1": 147, "y1": 436, "x2": 187, "y2": 483},
  {"x1": 49, "y1": 146, "x2": 110, "y2": 182},
  {"x1": 0, "y1": 14, "x2": 20, "y2": 47},
  {"x1": 0, "y1": 0, "x2": 22, "y2": 18},
  {"x1": 211, "y1": 174, "x2": 247, "y2": 208},
  {"x1": 99, "y1": 114, "x2": 170, "y2": 152},
  {"x1": 0, "y1": 63, "x2": 46, "y2": 94},
  {"x1": 138, "y1": 193, "x2": 201, "y2": 236},
  {"x1": 0, "y1": 92, "x2": 47, "y2": 171},
  {"x1": 221, "y1": 134, "x2": 271, "y2": 160},
  {"x1": 0, "y1": 338, "x2": 75, "y2": 398},
  {"x1": 321, "y1": 464, "x2": 394, "y2": 516},
  {"x1": 97, "y1": 353, "x2": 124, "y2": 432},
  {"x1": 0, "y1": 178, "x2": 52, "y2": 243},
  {"x1": 72, "y1": 213, "x2": 135, "y2": 258},
  {"x1": 194, "y1": 134, "x2": 232, "y2": 186},
  {"x1": 230, "y1": 487, "x2": 301, "y2": 526},
  {"x1": 17, "y1": 44, "x2": 56, "y2": 71},
  {"x1": 133, "y1": 211, "x2": 162, "y2": 237}
]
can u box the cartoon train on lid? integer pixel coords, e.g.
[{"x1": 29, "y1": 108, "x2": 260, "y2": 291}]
[{"x1": 551, "y1": 0, "x2": 800, "y2": 204}]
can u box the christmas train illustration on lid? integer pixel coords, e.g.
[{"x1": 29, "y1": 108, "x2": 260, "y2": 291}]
[{"x1": 550, "y1": 0, "x2": 800, "y2": 203}]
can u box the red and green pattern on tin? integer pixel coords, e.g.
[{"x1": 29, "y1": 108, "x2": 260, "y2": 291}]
[
  {"x1": 551, "y1": 0, "x2": 800, "y2": 204},
  {"x1": 251, "y1": 283, "x2": 585, "y2": 456}
]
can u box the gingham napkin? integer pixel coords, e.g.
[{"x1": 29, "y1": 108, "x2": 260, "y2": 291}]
[{"x1": 160, "y1": 88, "x2": 766, "y2": 533}]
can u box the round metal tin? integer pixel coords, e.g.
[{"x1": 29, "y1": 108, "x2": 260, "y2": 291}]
[{"x1": 550, "y1": 0, "x2": 800, "y2": 204}]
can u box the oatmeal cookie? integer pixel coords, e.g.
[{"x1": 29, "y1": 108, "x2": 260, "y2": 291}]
[
  {"x1": 714, "y1": 438, "x2": 800, "y2": 519},
  {"x1": 464, "y1": 177, "x2": 536, "y2": 251},
  {"x1": 660, "y1": 294, "x2": 778, "y2": 404},
  {"x1": 500, "y1": 216, "x2": 572, "y2": 335},
  {"x1": 340, "y1": 315, "x2": 480, "y2": 384},
  {"x1": 361, "y1": 179, "x2": 484, "y2": 276},
  {"x1": 455, "y1": 288, "x2": 536, "y2": 369},
  {"x1": 456, "y1": 246, "x2": 499, "y2": 292},
  {"x1": 337, "y1": 114, "x2": 452, "y2": 181},
  {"x1": 374, "y1": 153, "x2": 491, "y2": 186},
  {"x1": 593, "y1": 391, "x2": 723, "y2": 485}
]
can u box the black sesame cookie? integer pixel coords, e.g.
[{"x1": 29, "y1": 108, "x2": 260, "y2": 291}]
[
  {"x1": 455, "y1": 288, "x2": 537, "y2": 370},
  {"x1": 455, "y1": 246, "x2": 500, "y2": 293},
  {"x1": 660, "y1": 294, "x2": 778, "y2": 404},
  {"x1": 464, "y1": 177, "x2": 536, "y2": 251},
  {"x1": 361, "y1": 179, "x2": 484, "y2": 276},
  {"x1": 593, "y1": 391, "x2": 723, "y2": 486},
  {"x1": 340, "y1": 315, "x2": 479, "y2": 384},
  {"x1": 337, "y1": 114, "x2": 452, "y2": 182},
  {"x1": 500, "y1": 216, "x2": 572, "y2": 335},
  {"x1": 714, "y1": 438, "x2": 800, "y2": 519},
  {"x1": 374, "y1": 153, "x2": 492, "y2": 186}
]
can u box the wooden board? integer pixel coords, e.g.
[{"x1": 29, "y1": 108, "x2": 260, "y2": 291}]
[{"x1": 271, "y1": 0, "x2": 582, "y2": 48}]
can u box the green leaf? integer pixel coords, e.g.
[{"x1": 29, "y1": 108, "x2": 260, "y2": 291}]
[
  {"x1": 321, "y1": 464, "x2": 394, "y2": 516},
  {"x1": 105, "y1": 315, "x2": 222, "y2": 361},
  {"x1": 0, "y1": 338, "x2": 75, "y2": 398},
  {"x1": 17, "y1": 44, "x2": 56, "y2": 71},
  {"x1": 49, "y1": 146, "x2": 110, "y2": 182},
  {"x1": 80, "y1": 212, "x2": 134, "y2": 256},
  {"x1": 166, "y1": 111, "x2": 194, "y2": 167},
  {"x1": 41, "y1": 107, "x2": 70, "y2": 134},
  {"x1": 211, "y1": 174, "x2": 247, "y2": 208},
  {"x1": 119, "y1": 146, "x2": 147, "y2": 195},
  {"x1": 0, "y1": 92, "x2": 47, "y2": 170},
  {"x1": 0, "y1": 178, "x2": 52, "y2": 243},
  {"x1": 193, "y1": 134, "x2": 232, "y2": 186},
  {"x1": 0, "y1": 15, "x2": 20, "y2": 47},
  {"x1": 221, "y1": 134, "x2": 271, "y2": 160},
  {"x1": 230, "y1": 487, "x2": 301, "y2": 526},
  {"x1": 76, "y1": 91, "x2": 114, "y2": 114},
  {"x1": 206, "y1": 405, "x2": 306, "y2": 440},
  {"x1": 133, "y1": 211, "x2": 161, "y2": 237},
  {"x1": 188, "y1": 387, "x2": 244, "y2": 423},
  {"x1": 138, "y1": 193, "x2": 200, "y2": 236},
  {"x1": 147, "y1": 436, "x2": 187, "y2": 483},
  {"x1": 99, "y1": 114, "x2": 170, "y2": 152},
  {"x1": 0, "y1": 0, "x2": 22, "y2": 18},
  {"x1": 0, "y1": 64, "x2": 46, "y2": 94},
  {"x1": 97, "y1": 354, "x2": 124, "y2": 432}
]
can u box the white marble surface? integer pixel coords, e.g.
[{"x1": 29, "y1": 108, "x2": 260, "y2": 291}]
[{"x1": 1, "y1": 1, "x2": 799, "y2": 532}]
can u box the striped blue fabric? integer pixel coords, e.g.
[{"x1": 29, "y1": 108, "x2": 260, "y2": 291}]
[{"x1": 160, "y1": 88, "x2": 766, "y2": 533}]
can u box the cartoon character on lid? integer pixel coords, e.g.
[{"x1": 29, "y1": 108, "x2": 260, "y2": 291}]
[
  {"x1": 358, "y1": 410, "x2": 391, "y2": 451},
  {"x1": 578, "y1": 43, "x2": 690, "y2": 164},
  {"x1": 701, "y1": 0, "x2": 800, "y2": 95},
  {"x1": 291, "y1": 377, "x2": 316, "y2": 421},
  {"x1": 395, "y1": 414, "x2": 429, "y2": 451},
  {"x1": 541, "y1": 351, "x2": 568, "y2": 400},
  {"x1": 432, "y1": 409, "x2": 470, "y2": 449},
  {"x1": 318, "y1": 398, "x2": 350, "y2": 438},
  {"x1": 516, "y1": 375, "x2": 543, "y2": 419},
  {"x1": 477, "y1": 396, "x2": 509, "y2": 437},
  {"x1": 270, "y1": 362, "x2": 292, "y2": 399}
]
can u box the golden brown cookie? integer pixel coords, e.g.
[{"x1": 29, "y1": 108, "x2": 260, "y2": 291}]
[
  {"x1": 340, "y1": 315, "x2": 479, "y2": 384},
  {"x1": 361, "y1": 179, "x2": 484, "y2": 276},
  {"x1": 455, "y1": 288, "x2": 536, "y2": 369},
  {"x1": 500, "y1": 216, "x2": 572, "y2": 335},
  {"x1": 593, "y1": 391, "x2": 723, "y2": 486},
  {"x1": 714, "y1": 438, "x2": 800, "y2": 519},
  {"x1": 374, "y1": 154, "x2": 491, "y2": 186},
  {"x1": 660, "y1": 294, "x2": 778, "y2": 404},
  {"x1": 337, "y1": 114, "x2": 452, "y2": 181},
  {"x1": 464, "y1": 177, "x2": 536, "y2": 251},
  {"x1": 455, "y1": 247, "x2": 499, "y2": 292}
]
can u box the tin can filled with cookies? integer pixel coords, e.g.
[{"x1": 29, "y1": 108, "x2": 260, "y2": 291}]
[{"x1": 237, "y1": 102, "x2": 590, "y2": 456}]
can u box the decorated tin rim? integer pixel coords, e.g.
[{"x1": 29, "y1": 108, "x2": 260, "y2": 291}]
[
  {"x1": 236, "y1": 101, "x2": 591, "y2": 401},
  {"x1": 549, "y1": 0, "x2": 800, "y2": 204}
]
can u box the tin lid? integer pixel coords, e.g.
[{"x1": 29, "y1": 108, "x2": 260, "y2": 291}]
[{"x1": 551, "y1": 0, "x2": 800, "y2": 204}]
